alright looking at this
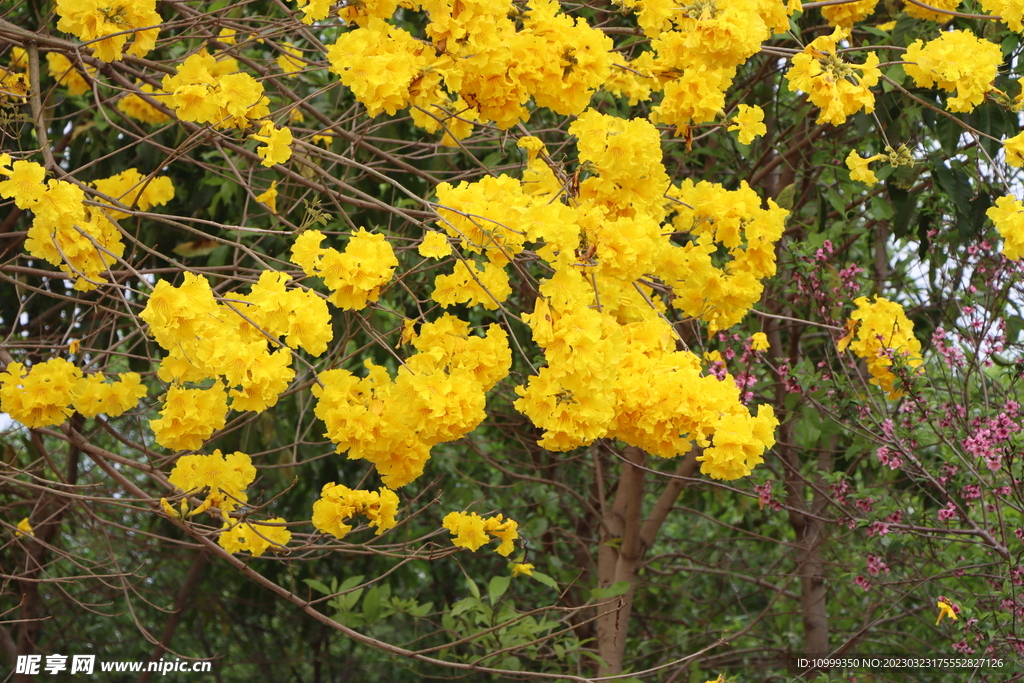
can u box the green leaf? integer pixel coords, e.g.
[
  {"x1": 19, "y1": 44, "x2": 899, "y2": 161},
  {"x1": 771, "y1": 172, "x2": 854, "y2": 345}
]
[
  {"x1": 488, "y1": 575, "x2": 511, "y2": 605},
  {"x1": 530, "y1": 571, "x2": 559, "y2": 590},
  {"x1": 450, "y1": 597, "x2": 479, "y2": 617},
  {"x1": 591, "y1": 581, "x2": 631, "y2": 600},
  {"x1": 775, "y1": 183, "x2": 796, "y2": 210},
  {"x1": 411, "y1": 602, "x2": 433, "y2": 617},
  {"x1": 466, "y1": 577, "x2": 480, "y2": 599},
  {"x1": 969, "y1": 192, "x2": 992, "y2": 236},
  {"x1": 885, "y1": 63, "x2": 906, "y2": 89},
  {"x1": 933, "y1": 116, "x2": 964, "y2": 158},
  {"x1": 363, "y1": 586, "x2": 381, "y2": 623},
  {"x1": 887, "y1": 180, "x2": 917, "y2": 239},
  {"x1": 343, "y1": 588, "x2": 364, "y2": 611},
  {"x1": 304, "y1": 579, "x2": 331, "y2": 595},
  {"x1": 338, "y1": 575, "x2": 365, "y2": 592},
  {"x1": 826, "y1": 188, "x2": 847, "y2": 218},
  {"x1": 441, "y1": 612, "x2": 455, "y2": 633}
]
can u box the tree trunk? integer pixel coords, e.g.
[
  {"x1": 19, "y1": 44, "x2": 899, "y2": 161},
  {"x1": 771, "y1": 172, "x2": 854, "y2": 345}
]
[
  {"x1": 13, "y1": 422, "x2": 80, "y2": 683},
  {"x1": 594, "y1": 446, "x2": 700, "y2": 675},
  {"x1": 781, "y1": 422, "x2": 834, "y2": 657}
]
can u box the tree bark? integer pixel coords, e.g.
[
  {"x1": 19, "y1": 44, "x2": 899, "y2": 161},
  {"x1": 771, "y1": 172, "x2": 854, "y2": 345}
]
[
  {"x1": 13, "y1": 421, "x2": 80, "y2": 683},
  {"x1": 781, "y1": 422, "x2": 834, "y2": 657},
  {"x1": 595, "y1": 446, "x2": 699, "y2": 675}
]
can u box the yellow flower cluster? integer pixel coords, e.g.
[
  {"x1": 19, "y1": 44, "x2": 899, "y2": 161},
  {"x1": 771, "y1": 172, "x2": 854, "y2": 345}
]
[
  {"x1": 141, "y1": 270, "x2": 331, "y2": 449},
  {"x1": 219, "y1": 518, "x2": 291, "y2": 557},
  {"x1": 838, "y1": 296, "x2": 923, "y2": 399},
  {"x1": 93, "y1": 168, "x2": 175, "y2": 218},
  {"x1": 821, "y1": 0, "x2": 878, "y2": 27},
  {"x1": 326, "y1": 19, "x2": 436, "y2": 119},
  {"x1": 978, "y1": 0, "x2": 1024, "y2": 31},
  {"x1": 426, "y1": 110, "x2": 780, "y2": 479},
  {"x1": 117, "y1": 82, "x2": 170, "y2": 123},
  {"x1": 664, "y1": 179, "x2": 786, "y2": 333},
  {"x1": 442, "y1": 511, "x2": 518, "y2": 556},
  {"x1": 168, "y1": 449, "x2": 257, "y2": 515},
  {"x1": 55, "y1": 0, "x2": 160, "y2": 62},
  {"x1": 430, "y1": 173, "x2": 536, "y2": 309},
  {"x1": 161, "y1": 52, "x2": 268, "y2": 127},
  {"x1": 149, "y1": 384, "x2": 230, "y2": 452},
  {"x1": 311, "y1": 483, "x2": 400, "y2": 539},
  {"x1": 46, "y1": 53, "x2": 95, "y2": 97},
  {"x1": 637, "y1": 0, "x2": 786, "y2": 132},
  {"x1": 904, "y1": 30, "x2": 1001, "y2": 112},
  {"x1": 290, "y1": 229, "x2": 399, "y2": 310},
  {"x1": 0, "y1": 358, "x2": 145, "y2": 428},
  {"x1": 1, "y1": 50, "x2": 29, "y2": 106},
  {"x1": 313, "y1": 314, "x2": 510, "y2": 487},
  {"x1": 0, "y1": 157, "x2": 172, "y2": 291},
  {"x1": 904, "y1": 0, "x2": 958, "y2": 22},
  {"x1": 987, "y1": 195, "x2": 1024, "y2": 260},
  {"x1": 516, "y1": 277, "x2": 777, "y2": 478},
  {"x1": 785, "y1": 28, "x2": 880, "y2": 125},
  {"x1": 317, "y1": 0, "x2": 613, "y2": 140}
]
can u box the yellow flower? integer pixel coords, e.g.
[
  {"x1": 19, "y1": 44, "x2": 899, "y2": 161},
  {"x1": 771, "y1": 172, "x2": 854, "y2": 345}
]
[
  {"x1": 903, "y1": 30, "x2": 1000, "y2": 113},
  {"x1": 276, "y1": 42, "x2": 304, "y2": 77},
  {"x1": 326, "y1": 20, "x2": 435, "y2": 118},
  {"x1": 168, "y1": 449, "x2": 256, "y2": 516},
  {"x1": 0, "y1": 158, "x2": 46, "y2": 209},
  {"x1": 255, "y1": 180, "x2": 279, "y2": 214},
  {"x1": 250, "y1": 120, "x2": 293, "y2": 167},
  {"x1": 786, "y1": 28, "x2": 880, "y2": 125},
  {"x1": 750, "y1": 332, "x2": 769, "y2": 351},
  {"x1": 838, "y1": 296, "x2": 923, "y2": 399},
  {"x1": 150, "y1": 383, "x2": 229, "y2": 451},
  {"x1": 295, "y1": 0, "x2": 333, "y2": 24},
  {"x1": 511, "y1": 562, "x2": 534, "y2": 577},
  {"x1": 46, "y1": 53, "x2": 94, "y2": 96},
  {"x1": 219, "y1": 518, "x2": 291, "y2": 557},
  {"x1": 306, "y1": 228, "x2": 400, "y2": 310},
  {"x1": 727, "y1": 104, "x2": 766, "y2": 145},
  {"x1": 311, "y1": 484, "x2": 400, "y2": 539},
  {"x1": 845, "y1": 150, "x2": 883, "y2": 184},
  {"x1": 419, "y1": 231, "x2": 452, "y2": 258},
  {"x1": 0, "y1": 359, "x2": 82, "y2": 428},
  {"x1": 988, "y1": 194, "x2": 1024, "y2": 259},
  {"x1": 71, "y1": 372, "x2": 147, "y2": 418},
  {"x1": 55, "y1": 0, "x2": 161, "y2": 62},
  {"x1": 1004, "y1": 132, "x2": 1024, "y2": 168},
  {"x1": 904, "y1": 0, "x2": 958, "y2": 22},
  {"x1": 442, "y1": 511, "x2": 519, "y2": 556},
  {"x1": 117, "y1": 82, "x2": 171, "y2": 124},
  {"x1": 936, "y1": 600, "x2": 958, "y2": 625},
  {"x1": 15, "y1": 517, "x2": 33, "y2": 537},
  {"x1": 92, "y1": 167, "x2": 175, "y2": 219},
  {"x1": 822, "y1": 0, "x2": 878, "y2": 27}
]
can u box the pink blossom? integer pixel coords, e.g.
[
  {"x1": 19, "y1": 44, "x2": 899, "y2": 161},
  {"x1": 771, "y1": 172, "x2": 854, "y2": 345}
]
[
  {"x1": 866, "y1": 554, "x2": 889, "y2": 576},
  {"x1": 938, "y1": 502, "x2": 957, "y2": 522}
]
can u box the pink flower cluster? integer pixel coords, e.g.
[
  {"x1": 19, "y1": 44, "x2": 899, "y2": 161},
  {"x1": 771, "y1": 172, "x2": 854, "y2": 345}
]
[
  {"x1": 961, "y1": 406, "x2": 1020, "y2": 471},
  {"x1": 866, "y1": 554, "x2": 890, "y2": 576}
]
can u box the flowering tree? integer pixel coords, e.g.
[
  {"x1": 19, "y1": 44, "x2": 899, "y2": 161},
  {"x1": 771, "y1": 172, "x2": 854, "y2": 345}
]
[{"x1": 2, "y1": 0, "x2": 1024, "y2": 680}]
